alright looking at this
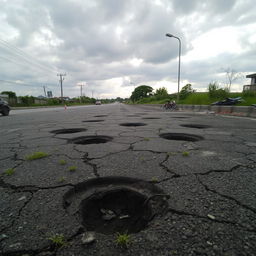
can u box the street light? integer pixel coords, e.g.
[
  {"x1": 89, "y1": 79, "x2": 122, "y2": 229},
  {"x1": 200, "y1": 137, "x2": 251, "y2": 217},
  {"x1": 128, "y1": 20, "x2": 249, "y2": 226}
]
[{"x1": 166, "y1": 33, "x2": 181, "y2": 102}]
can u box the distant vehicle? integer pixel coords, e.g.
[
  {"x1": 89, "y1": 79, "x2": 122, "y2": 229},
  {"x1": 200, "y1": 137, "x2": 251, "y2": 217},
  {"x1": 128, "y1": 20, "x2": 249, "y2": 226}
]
[
  {"x1": 211, "y1": 97, "x2": 243, "y2": 106},
  {"x1": 95, "y1": 100, "x2": 101, "y2": 105},
  {"x1": 0, "y1": 98, "x2": 10, "y2": 116}
]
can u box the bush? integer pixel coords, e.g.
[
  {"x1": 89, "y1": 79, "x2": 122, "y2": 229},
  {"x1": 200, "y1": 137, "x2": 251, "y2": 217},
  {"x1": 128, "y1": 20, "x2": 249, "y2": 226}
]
[{"x1": 208, "y1": 82, "x2": 229, "y2": 99}]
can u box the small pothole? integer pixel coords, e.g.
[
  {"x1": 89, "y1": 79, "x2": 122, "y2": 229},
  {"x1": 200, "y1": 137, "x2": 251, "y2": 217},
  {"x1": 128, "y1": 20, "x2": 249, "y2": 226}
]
[
  {"x1": 142, "y1": 117, "x2": 161, "y2": 120},
  {"x1": 159, "y1": 133, "x2": 204, "y2": 142},
  {"x1": 180, "y1": 124, "x2": 211, "y2": 129},
  {"x1": 50, "y1": 128, "x2": 87, "y2": 134},
  {"x1": 63, "y1": 176, "x2": 169, "y2": 234},
  {"x1": 120, "y1": 123, "x2": 147, "y2": 127},
  {"x1": 170, "y1": 116, "x2": 189, "y2": 119},
  {"x1": 82, "y1": 120, "x2": 104, "y2": 123},
  {"x1": 68, "y1": 135, "x2": 113, "y2": 144},
  {"x1": 94, "y1": 115, "x2": 108, "y2": 117}
]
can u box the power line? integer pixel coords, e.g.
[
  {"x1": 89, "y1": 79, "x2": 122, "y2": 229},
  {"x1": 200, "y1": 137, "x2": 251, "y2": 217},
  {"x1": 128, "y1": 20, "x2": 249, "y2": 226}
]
[
  {"x1": 0, "y1": 79, "x2": 56, "y2": 87},
  {"x1": 0, "y1": 38, "x2": 59, "y2": 75}
]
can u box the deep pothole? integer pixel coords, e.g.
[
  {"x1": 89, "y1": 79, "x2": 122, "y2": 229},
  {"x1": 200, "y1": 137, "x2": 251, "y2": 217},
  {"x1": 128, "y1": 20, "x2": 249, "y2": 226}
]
[
  {"x1": 63, "y1": 176, "x2": 169, "y2": 234},
  {"x1": 94, "y1": 115, "x2": 108, "y2": 117},
  {"x1": 180, "y1": 124, "x2": 211, "y2": 129},
  {"x1": 50, "y1": 128, "x2": 87, "y2": 134},
  {"x1": 120, "y1": 122, "x2": 147, "y2": 127},
  {"x1": 82, "y1": 120, "x2": 104, "y2": 123},
  {"x1": 159, "y1": 133, "x2": 204, "y2": 142},
  {"x1": 68, "y1": 135, "x2": 113, "y2": 144}
]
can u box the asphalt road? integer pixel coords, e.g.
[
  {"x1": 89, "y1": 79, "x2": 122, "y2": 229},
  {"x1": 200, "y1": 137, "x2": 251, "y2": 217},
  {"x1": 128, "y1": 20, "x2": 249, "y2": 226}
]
[{"x1": 1, "y1": 103, "x2": 256, "y2": 256}]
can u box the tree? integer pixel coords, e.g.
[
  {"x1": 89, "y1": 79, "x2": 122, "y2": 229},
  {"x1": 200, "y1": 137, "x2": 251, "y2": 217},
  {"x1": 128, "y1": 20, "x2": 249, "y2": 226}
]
[
  {"x1": 179, "y1": 84, "x2": 195, "y2": 100},
  {"x1": 224, "y1": 68, "x2": 242, "y2": 92},
  {"x1": 1, "y1": 91, "x2": 17, "y2": 98},
  {"x1": 130, "y1": 85, "x2": 153, "y2": 102},
  {"x1": 208, "y1": 82, "x2": 229, "y2": 99}
]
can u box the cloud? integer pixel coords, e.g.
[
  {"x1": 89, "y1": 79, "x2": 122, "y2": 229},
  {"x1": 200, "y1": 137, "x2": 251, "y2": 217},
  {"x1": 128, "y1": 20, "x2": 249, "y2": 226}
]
[{"x1": 0, "y1": 0, "x2": 255, "y2": 98}]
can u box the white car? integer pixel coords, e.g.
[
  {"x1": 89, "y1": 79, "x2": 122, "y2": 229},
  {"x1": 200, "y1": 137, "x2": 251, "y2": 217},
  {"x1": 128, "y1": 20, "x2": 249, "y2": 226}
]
[{"x1": 95, "y1": 100, "x2": 101, "y2": 105}]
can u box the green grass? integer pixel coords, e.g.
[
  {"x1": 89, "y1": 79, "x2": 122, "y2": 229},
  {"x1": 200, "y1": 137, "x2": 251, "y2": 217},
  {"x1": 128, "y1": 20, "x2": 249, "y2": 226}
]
[
  {"x1": 182, "y1": 151, "x2": 190, "y2": 157},
  {"x1": 132, "y1": 92, "x2": 256, "y2": 106},
  {"x1": 4, "y1": 168, "x2": 15, "y2": 176},
  {"x1": 25, "y1": 152, "x2": 49, "y2": 161},
  {"x1": 69, "y1": 166, "x2": 77, "y2": 172},
  {"x1": 48, "y1": 234, "x2": 67, "y2": 247},
  {"x1": 116, "y1": 233, "x2": 131, "y2": 249},
  {"x1": 151, "y1": 177, "x2": 159, "y2": 183},
  {"x1": 58, "y1": 176, "x2": 66, "y2": 183},
  {"x1": 143, "y1": 137, "x2": 150, "y2": 141},
  {"x1": 59, "y1": 159, "x2": 67, "y2": 165}
]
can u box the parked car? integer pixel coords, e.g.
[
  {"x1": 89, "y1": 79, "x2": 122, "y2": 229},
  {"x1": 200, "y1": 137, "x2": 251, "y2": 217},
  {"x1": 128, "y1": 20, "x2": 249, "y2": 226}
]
[
  {"x1": 95, "y1": 100, "x2": 101, "y2": 105},
  {"x1": 211, "y1": 97, "x2": 243, "y2": 106},
  {"x1": 0, "y1": 98, "x2": 10, "y2": 116}
]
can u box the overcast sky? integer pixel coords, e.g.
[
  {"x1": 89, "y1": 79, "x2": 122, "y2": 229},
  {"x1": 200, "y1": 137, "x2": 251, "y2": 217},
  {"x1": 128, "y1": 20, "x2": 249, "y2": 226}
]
[{"x1": 0, "y1": 0, "x2": 255, "y2": 99}]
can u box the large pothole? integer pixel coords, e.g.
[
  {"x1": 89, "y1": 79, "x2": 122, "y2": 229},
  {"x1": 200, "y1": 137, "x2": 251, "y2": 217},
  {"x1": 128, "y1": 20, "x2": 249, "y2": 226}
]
[
  {"x1": 68, "y1": 135, "x2": 113, "y2": 144},
  {"x1": 63, "y1": 176, "x2": 169, "y2": 234},
  {"x1": 120, "y1": 122, "x2": 147, "y2": 127},
  {"x1": 159, "y1": 133, "x2": 204, "y2": 142},
  {"x1": 180, "y1": 124, "x2": 211, "y2": 129},
  {"x1": 51, "y1": 128, "x2": 87, "y2": 134}
]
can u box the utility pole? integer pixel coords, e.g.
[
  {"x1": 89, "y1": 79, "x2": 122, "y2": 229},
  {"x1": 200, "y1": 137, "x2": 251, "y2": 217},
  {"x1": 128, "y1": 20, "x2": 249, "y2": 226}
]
[
  {"x1": 78, "y1": 84, "x2": 84, "y2": 103},
  {"x1": 43, "y1": 86, "x2": 47, "y2": 97},
  {"x1": 57, "y1": 73, "x2": 66, "y2": 103}
]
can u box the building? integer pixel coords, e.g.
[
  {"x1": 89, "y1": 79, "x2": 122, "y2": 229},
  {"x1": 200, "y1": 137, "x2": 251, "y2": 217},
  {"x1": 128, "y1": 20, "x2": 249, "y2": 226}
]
[{"x1": 243, "y1": 73, "x2": 256, "y2": 91}]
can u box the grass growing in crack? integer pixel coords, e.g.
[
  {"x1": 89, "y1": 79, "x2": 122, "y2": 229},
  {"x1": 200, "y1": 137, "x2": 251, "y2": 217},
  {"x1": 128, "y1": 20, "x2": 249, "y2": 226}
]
[
  {"x1": 116, "y1": 233, "x2": 131, "y2": 249},
  {"x1": 4, "y1": 168, "x2": 15, "y2": 176},
  {"x1": 58, "y1": 176, "x2": 66, "y2": 183},
  {"x1": 151, "y1": 177, "x2": 159, "y2": 183},
  {"x1": 182, "y1": 151, "x2": 190, "y2": 157},
  {"x1": 48, "y1": 233, "x2": 67, "y2": 247},
  {"x1": 143, "y1": 137, "x2": 150, "y2": 141},
  {"x1": 25, "y1": 151, "x2": 49, "y2": 161},
  {"x1": 69, "y1": 166, "x2": 77, "y2": 172},
  {"x1": 59, "y1": 159, "x2": 67, "y2": 165}
]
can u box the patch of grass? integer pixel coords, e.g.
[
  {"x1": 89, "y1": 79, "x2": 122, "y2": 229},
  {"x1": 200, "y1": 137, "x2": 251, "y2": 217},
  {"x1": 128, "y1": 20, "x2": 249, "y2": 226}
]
[
  {"x1": 25, "y1": 151, "x2": 49, "y2": 161},
  {"x1": 182, "y1": 151, "x2": 190, "y2": 157},
  {"x1": 58, "y1": 176, "x2": 66, "y2": 183},
  {"x1": 151, "y1": 177, "x2": 158, "y2": 183},
  {"x1": 116, "y1": 233, "x2": 131, "y2": 249},
  {"x1": 4, "y1": 168, "x2": 15, "y2": 176},
  {"x1": 59, "y1": 159, "x2": 67, "y2": 165},
  {"x1": 143, "y1": 137, "x2": 150, "y2": 141},
  {"x1": 48, "y1": 233, "x2": 67, "y2": 247},
  {"x1": 69, "y1": 166, "x2": 77, "y2": 172}
]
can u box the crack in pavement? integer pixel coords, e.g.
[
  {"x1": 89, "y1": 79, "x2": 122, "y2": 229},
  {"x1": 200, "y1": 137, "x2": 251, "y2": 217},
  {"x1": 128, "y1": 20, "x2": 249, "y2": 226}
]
[{"x1": 196, "y1": 176, "x2": 256, "y2": 215}]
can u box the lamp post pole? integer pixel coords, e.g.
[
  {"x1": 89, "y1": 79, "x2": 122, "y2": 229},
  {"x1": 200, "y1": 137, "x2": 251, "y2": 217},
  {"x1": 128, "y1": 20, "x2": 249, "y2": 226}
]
[{"x1": 166, "y1": 33, "x2": 181, "y2": 102}]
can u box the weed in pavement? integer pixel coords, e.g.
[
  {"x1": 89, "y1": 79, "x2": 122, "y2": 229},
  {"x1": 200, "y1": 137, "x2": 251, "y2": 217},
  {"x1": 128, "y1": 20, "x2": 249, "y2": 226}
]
[
  {"x1": 116, "y1": 233, "x2": 131, "y2": 249},
  {"x1": 69, "y1": 166, "x2": 77, "y2": 172},
  {"x1": 4, "y1": 168, "x2": 15, "y2": 176},
  {"x1": 25, "y1": 152, "x2": 49, "y2": 161}
]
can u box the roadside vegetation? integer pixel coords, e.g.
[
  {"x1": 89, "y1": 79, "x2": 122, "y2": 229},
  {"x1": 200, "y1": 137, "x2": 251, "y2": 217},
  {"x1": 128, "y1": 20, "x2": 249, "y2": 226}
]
[
  {"x1": 1, "y1": 91, "x2": 127, "y2": 107},
  {"x1": 128, "y1": 83, "x2": 256, "y2": 106}
]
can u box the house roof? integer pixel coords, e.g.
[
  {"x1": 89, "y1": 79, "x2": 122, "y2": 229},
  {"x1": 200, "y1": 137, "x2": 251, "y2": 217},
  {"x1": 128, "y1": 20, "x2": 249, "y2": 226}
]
[{"x1": 246, "y1": 73, "x2": 256, "y2": 78}]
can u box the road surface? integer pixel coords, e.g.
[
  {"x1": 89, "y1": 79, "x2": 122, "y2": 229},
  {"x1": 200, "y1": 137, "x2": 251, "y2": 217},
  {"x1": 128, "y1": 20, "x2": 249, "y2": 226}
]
[{"x1": 1, "y1": 103, "x2": 256, "y2": 256}]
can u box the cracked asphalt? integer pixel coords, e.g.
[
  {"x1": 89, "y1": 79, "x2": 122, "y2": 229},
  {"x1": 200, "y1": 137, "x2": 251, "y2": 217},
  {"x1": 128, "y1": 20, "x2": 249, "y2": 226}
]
[{"x1": 1, "y1": 103, "x2": 256, "y2": 256}]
